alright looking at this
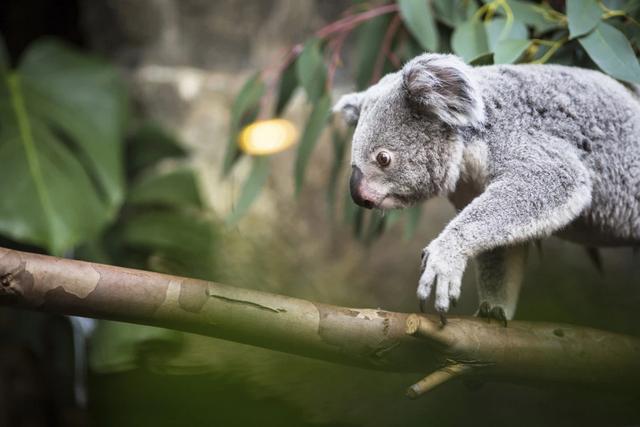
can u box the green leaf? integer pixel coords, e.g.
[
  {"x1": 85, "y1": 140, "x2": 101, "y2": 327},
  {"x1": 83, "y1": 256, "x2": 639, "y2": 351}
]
[
  {"x1": 120, "y1": 210, "x2": 219, "y2": 280},
  {"x1": 294, "y1": 94, "x2": 331, "y2": 195},
  {"x1": 275, "y1": 59, "x2": 298, "y2": 116},
  {"x1": 399, "y1": 0, "x2": 439, "y2": 51},
  {"x1": 363, "y1": 210, "x2": 386, "y2": 244},
  {"x1": 20, "y1": 39, "x2": 127, "y2": 210},
  {"x1": 128, "y1": 166, "x2": 202, "y2": 209},
  {"x1": 326, "y1": 127, "x2": 348, "y2": 219},
  {"x1": 126, "y1": 122, "x2": 188, "y2": 176},
  {"x1": 296, "y1": 39, "x2": 327, "y2": 103},
  {"x1": 485, "y1": 18, "x2": 528, "y2": 50},
  {"x1": 494, "y1": 39, "x2": 531, "y2": 64},
  {"x1": 470, "y1": 52, "x2": 495, "y2": 65},
  {"x1": 433, "y1": 0, "x2": 478, "y2": 27},
  {"x1": 226, "y1": 156, "x2": 270, "y2": 225},
  {"x1": 507, "y1": 0, "x2": 560, "y2": 34},
  {"x1": 0, "y1": 39, "x2": 127, "y2": 254},
  {"x1": 222, "y1": 73, "x2": 265, "y2": 176},
  {"x1": 355, "y1": 15, "x2": 391, "y2": 90},
  {"x1": 567, "y1": 0, "x2": 602, "y2": 39},
  {"x1": 579, "y1": 21, "x2": 640, "y2": 84},
  {"x1": 403, "y1": 204, "x2": 422, "y2": 241},
  {"x1": 452, "y1": 20, "x2": 490, "y2": 62},
  {"x1": 90, "y1": 321, "x2": 183, "y2": 373}
]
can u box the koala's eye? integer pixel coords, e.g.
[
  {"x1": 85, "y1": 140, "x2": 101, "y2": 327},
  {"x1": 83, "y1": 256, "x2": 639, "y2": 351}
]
[{"x1": 376, "y1": 151, "x2": 391, "y2": 168}]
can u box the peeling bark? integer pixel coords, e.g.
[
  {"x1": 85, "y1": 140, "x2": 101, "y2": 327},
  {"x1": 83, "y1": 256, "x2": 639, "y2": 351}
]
[{"x1": 0, "y1": 247, "x2": 639, "y2": 397}]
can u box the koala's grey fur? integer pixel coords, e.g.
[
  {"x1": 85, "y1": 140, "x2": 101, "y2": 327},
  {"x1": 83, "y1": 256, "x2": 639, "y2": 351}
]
[{"x1": 334, "y1": 53, "x2": 640, "y2": 320}]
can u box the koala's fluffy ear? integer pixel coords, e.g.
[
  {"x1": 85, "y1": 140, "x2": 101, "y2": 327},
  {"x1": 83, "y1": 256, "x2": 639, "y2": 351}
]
[
  {"x1": 402, "y1": 54, "x2": 485, "y2": 127},
  {"x1": 333, "y1": 92, "x2": 363, "y2": 126}
]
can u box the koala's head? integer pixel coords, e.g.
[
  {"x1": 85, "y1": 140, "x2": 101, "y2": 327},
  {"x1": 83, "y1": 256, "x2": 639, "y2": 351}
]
[{"x1": 334, "y1": 53, "x2": 485, "y2": 210}]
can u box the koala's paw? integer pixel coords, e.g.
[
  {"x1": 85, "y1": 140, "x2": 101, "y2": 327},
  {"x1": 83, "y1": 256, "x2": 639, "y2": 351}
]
[
  {"x1": 477, "y1": 301, "x2": 508, "y2": 327},
  {"x1": 417, "y1": 240, "x2": 467, "y2": 319}
]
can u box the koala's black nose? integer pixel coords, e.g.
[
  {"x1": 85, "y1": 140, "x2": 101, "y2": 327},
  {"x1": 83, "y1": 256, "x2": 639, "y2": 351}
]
[{"x1": 350, "y1": 165, "x2": 374, "y2": 209}]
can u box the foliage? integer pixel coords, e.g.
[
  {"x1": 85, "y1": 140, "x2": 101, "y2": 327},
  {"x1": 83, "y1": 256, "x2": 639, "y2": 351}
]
[
  {"x1": 225, "y1": 0, "x2": 640, "y2": 241},
  {"x1": 0, "y1": 37, "x2": 220, "y2": 277},
  {"x1": 0, "y1": 37, "x2": 127, "y2": 255}
]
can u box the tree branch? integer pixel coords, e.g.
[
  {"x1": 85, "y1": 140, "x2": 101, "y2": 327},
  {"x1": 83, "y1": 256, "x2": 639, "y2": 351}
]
[{"x1": 0, "y1": 247, "x2": 638, "y2": 398}]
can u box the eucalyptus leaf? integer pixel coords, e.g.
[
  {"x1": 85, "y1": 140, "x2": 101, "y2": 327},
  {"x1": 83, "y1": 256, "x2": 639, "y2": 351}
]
[
  {"x1": 433, "y1": 0, "x2": 478, "y2": 27},
  {"x1": 326, "y1": 127, "x2": 348, "y2": 219},
  {"x1": 567, "y1": 0, "x2": 602, "y2": 39},
  {"x1": 355, "y1": 15, "x2": 391, "y2": 90},
  {"x1": 226, "y1": 156, "x2": 270, "y2": 225},
  {"x1": 0, "y1": 39, "x2": 126, "y2": 254},
  {"x1": 294, "y1": 94, "x2": 331, "y2": 195},
  {"x1": 470, "y1": 52, "x2": 495, "y2": 65},
  {"x1": 485, "y1": 18, "x2": 528, "y2": 50},
  {"x1": 507, "y1": 0, "x2": 560, "y2": 33},
  {"x1": 579, "y1": 21, "x2": 640, "y2": 84},
  {"x1": 452, "y1": 20, "x2": 490, "y2": 62},
  {"x1": 296, "y1": 39, "x2": 327, "y2": 103},
  {"x1": 403, "y1": 204, "x2": 422, "y2": 241},
  {"x1": 494, "y1": 39, "x2": 531, "y2": 64},
  {"x1": 363, "y1": 210, "x2": 386, "y2": 244},
  {"x1": 399, "y1": 0, "x2": 439, "y2": 51},
  {"x1": 222, "y1": 73, "x2": 265, "y2": 176},
  {"x1": 275, "y1": 59, "x2": 298, "y2": 116}
]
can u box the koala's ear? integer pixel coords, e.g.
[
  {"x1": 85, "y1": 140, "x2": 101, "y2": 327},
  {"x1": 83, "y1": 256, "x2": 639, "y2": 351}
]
[
  {"x1": 402, "y1": 54, "x2": 485, "y2": 127},
  {"x1": 333, "y1": 92, "x2": 363, "y2": 126}
]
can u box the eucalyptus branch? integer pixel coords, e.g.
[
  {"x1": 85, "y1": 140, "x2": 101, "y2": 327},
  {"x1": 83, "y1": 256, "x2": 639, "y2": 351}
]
[{"x1": 1, "y1": 247, "x2": 639, "y2": 399}]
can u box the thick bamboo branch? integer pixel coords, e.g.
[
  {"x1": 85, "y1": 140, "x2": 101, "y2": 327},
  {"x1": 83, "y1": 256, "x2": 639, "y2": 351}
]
[{"x1": 0, "y1": 247, "x2": 639, "y2": 396}]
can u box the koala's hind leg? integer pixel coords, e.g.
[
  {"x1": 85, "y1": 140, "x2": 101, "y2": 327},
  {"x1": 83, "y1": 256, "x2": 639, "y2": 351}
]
[{"x1": 475, "y1": 244, "x2": 528, "y2": 324}]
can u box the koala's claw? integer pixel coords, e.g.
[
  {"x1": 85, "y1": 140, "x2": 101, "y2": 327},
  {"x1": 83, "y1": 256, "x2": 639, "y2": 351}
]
[
  {"x1": 416, "y1": 241, "x2": 466, "y2": 317},
  {"x1": 438, "y1": 312, "x2": 448, "y2": 326},
  {"x1": 477, "y1": 302, "x2": 508, "y2": 327}
]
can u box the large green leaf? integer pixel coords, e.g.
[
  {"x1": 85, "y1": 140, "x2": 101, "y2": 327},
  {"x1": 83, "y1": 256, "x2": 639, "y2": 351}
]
[
  {"x1": 399, "y1": 0, "x2": 439, "y2": 51},
  {"x1": 567, "y1": 0, "x2": 602, "y2": 39},
  {"x1": 222, "y1": 73, "x2": 265, "y2": 175},
  {"x1": 296, "y1": 39, "x2": 327, "y2": 103},
  {"x1": 452, "y1": 20, "x2": 490, "y2": 62},
  {"x1": 294, "y1": 94, "x2": 331, "y2": 195},
  {"x1": 226, "y1": 156, "x2": 270, "y2": 225},
  {"x1": 579, "y1": 21, "x2": 640, "y2": 84},
  {"x1": 0, "y1": 39, "x2": 127, "y2": 254},
  {"x1": 355, "y1": 15, "x2": 391, "y2": 90}
]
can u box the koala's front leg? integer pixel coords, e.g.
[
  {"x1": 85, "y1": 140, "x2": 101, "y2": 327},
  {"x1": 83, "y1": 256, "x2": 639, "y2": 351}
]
[
  {"x1": 475, "y1": 244, "x2": 528, "y2": 325},
  {"x1": 417, "y1": 140, "x2": 592, "y2": 317}
]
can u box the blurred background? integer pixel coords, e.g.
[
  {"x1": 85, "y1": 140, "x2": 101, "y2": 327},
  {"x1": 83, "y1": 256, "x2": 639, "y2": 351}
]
[{"x1": 0, "y1": 0, "x2": 639, "y2": 426}]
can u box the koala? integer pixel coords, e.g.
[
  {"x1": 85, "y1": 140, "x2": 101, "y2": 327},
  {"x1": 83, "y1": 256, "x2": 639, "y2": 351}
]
[{"x1": 334, "y1": 53, "x2": 640, "y2": 324}]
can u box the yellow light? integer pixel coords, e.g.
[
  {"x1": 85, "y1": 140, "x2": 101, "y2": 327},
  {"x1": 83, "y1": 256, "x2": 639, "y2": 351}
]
[{"x1": 238, "y1": 119, "x2": 298, "y2": 156}]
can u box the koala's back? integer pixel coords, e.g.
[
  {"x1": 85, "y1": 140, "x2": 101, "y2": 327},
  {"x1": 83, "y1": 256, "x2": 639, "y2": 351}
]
[{"x1": 475, "y1": 64, "x2": 640, "y2": 246}]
